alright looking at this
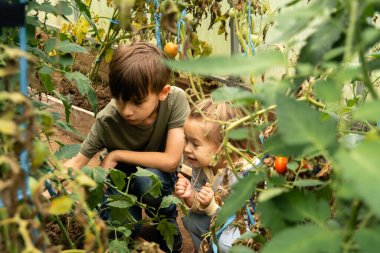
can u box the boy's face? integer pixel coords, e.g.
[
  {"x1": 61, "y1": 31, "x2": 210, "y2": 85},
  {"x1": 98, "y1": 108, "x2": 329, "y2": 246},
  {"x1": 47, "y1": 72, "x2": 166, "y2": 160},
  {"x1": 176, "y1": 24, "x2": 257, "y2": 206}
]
[
  {"x1": 115, "y1": 92, "x2": 160, "y2": 126},
  {"x1": 183, "y1": 118, "x2": 222, "y2": 169},
  {"x1": 115, "y1": 85, "x2": 171, "y2": 127}
]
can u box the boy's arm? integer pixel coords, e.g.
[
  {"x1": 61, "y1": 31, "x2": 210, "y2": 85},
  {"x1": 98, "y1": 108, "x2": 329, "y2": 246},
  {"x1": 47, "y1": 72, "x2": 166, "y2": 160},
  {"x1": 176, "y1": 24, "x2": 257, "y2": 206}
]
[
  {"x1": 101, "y1": 127, "x2": 185, "y2": 172},
  {"x1": 64, "y1": 153, "x2": 91, "y2": 170}
]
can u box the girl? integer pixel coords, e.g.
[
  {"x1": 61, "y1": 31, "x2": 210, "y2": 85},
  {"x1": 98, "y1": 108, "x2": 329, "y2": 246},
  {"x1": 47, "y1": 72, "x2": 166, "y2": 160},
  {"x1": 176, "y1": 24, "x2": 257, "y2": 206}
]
[{"x1": 175, "y1": 98, "x2": 258, "y2": 252}]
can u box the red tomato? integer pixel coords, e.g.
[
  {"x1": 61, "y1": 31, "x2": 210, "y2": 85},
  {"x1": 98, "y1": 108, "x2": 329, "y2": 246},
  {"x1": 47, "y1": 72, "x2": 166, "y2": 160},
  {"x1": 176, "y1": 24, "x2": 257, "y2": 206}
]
[
  {"x1": 164, "y1": 42, "x2": 178, "y2": 58},
  {"x1": 274, "y1": 156, "x2": 288, "y2": 174}
]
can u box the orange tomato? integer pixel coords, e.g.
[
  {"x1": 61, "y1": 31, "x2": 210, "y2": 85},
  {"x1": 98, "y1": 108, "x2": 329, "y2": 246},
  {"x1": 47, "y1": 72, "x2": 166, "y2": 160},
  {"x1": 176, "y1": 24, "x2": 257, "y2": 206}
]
[
  {"x1": 164, "y1": 42, "x2": 178, "y2": 58},
  {"x1": 274, "y1": 156, "x2": 288, "y2": 174}
]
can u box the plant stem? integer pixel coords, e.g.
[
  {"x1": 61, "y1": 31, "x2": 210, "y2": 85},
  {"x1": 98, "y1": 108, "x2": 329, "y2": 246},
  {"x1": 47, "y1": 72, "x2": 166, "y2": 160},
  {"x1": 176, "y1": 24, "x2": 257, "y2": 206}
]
[
  {"x1": 358, "y1": 48, "x2": 378, "y2": 100},
  {"x1": 342, "y1": 200, "x2": 362, "y2": 253},
  {"x1": 343, "y1": 0, "x2": 358, "y2": 63},
  {"x1": 227, "y1": 105, "x2": 276, "y2": 132},
  {"x1": 297, "y1": 96, "x2": 326, "y2": 109},
  {"x1": 188, "y1": 74, "x2": 201, "y2": 101},
  {"x1": 53, "y1": 215, "x2": 75, "y2": 249},
  {"x1": 359, "y1": 211, "x2": 374, "y2": 229}
]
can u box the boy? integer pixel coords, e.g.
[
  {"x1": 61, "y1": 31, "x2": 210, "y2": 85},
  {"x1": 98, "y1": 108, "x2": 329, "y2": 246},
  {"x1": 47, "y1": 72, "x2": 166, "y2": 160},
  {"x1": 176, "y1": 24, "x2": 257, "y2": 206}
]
[{"x1": 65, "y1": 42, "x2": 189, "y2": 252}]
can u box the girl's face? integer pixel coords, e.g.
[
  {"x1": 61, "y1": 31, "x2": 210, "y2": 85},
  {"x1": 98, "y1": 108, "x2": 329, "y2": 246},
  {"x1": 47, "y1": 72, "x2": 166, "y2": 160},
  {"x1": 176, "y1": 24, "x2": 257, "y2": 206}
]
[{"x1": 183, "y1": 118, "x2": 222, "y2": 169}]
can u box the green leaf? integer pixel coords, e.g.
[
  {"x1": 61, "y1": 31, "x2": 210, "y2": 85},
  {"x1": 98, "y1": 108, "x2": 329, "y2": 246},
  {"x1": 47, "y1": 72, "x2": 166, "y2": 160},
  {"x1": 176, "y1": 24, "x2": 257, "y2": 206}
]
[
  {"x1": 132, "y1": 168, "x2": 162, "y2": 198},
  {"x1": 257, "y1": 190, "x2": 331, "y2": 234},
  {"x1": 335, "y1": 139, "x2": 380, "y2": 216},
  {"x1": 0, "y1": 120, "x2": 16, "y2": 135},
  {"x1": 256, "y1": 200, "x2": 286, "y2": 233},
  {"x1": 54, "y1": 144, "x2": 81, "y2": 160},
  {"x1": 108, "y1": 239, "x2": 129, "y2": 253},
  {"x1": 264, "y1": 133, "x2": 309, "y2": 157},
  {"x1": 354, "y1": 228, "x2": 380, "y2": 253},
  {"x1": 56, "y1": 1, "x2": 72, "y2": 16},
  {"x1": 54, "y1": 121, "x2": 84, "y2": 139},
  {"x1": 31, "y1": 141, "x2": 50, "y2": 168},
  {"x1": 229, "y1": 245, "x2": 255, "y2": 253},
  {"x1": 298, "y1": 17, "x2": 343, "y2": 65},
  {"x1": 52, "y1": 91, "x2": 72, "y2": 123},
  {"x1": 82, "y1": 166, "x2": 108, "y2": 184},
  {"x1": 314, "y1": 79, "x2": 341, "y2": 103},
  {"x1": 44, "y1": 38, "x2": 58, "y2": 53},
  {"x1": 159, "y1": 195, "x2": 182, "y2": 209},
  {"x1": 273, "y1": 1, "x2": 326, "y2": 43},
  {"x1": 157, "y1": 219, "x2": 178, "y2": 252},
  {"x1": 281, "y1": 191, "x2": 330, "y2": 223},
  {"x1": 116, "y1": 227, "x2": 132, "y2": 238},
  {"x1": 109, "y1": 169, "x2": 126, "y2": 190},
  {"x1": 292, "y1": 179, "x2": 326, "y2": 187},
  {"x1": 64, "y1": 71, "x2": 98, "y2": 114},
  {"x1": 228, "y1": 128, "x2": 249, "y2": 140},
  {"x1": 87, "y1": 185, "x2": 104, "y2": 209},
  {"x1": 59, "y1": 53, "x2": 74, "y2": 68},
  {"x1": 368, "y1": 57, "x2": 380, "y2": 71},
  {"x1": 211, "y1": 86, "x2": 255, "y2": 104},
  {"x1": 216, "y1": 171, "x2": 262, "y2": 227},
  {"x1": 352, "y1": 100, "x2": 380, "y2": 121},
  {"x1": 261, "y1": 224, "x2": 342, "y2": 253},
  {"x1": 76, "y1": 173, "x2": 97, "y2": 188},
  {"x1": 108, "y1": 200, "x2": 133, "y2": 209},
  {"x1": 39, "y1": 66, "x2": 54, "y2": 75},
  {"x1": 160, "y1": 195, "x2": 188, "y2": 216},
  {"x1": 287, "y1": 161, "x2": 299, "y2": 171},
  {"x1": 56, "y1": 40, "x2": 87, "y2": 53},
  {"x1": 276, "y1": 95, "x2": 337, "y2": 154},
  {"x1": 34, "y1": 2, "x2": 57, "y2": 14},
  {"x1": 26, "y1": 16, "x2": 41, "y2": 27},
  {"x1": 165, "y1": 51, "x2": 285, "y2": 76},
  {"x1": 49, "y1": 195, "x2": 73, "y2": 215},
  {"x1": 258, "y1": 188, "x2": 288, "y2": 202}
]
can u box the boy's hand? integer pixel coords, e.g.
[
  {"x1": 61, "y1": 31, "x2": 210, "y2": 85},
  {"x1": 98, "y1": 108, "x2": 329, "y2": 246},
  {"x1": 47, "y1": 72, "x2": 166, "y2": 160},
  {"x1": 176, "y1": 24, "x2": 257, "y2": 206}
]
[
  {"x1": 100, "y1": 151, "x2": 118, "y2": 169},
  {"x1": 198, "y1": 182, "x2": 214, "y2": 209},
  {"x1": 175, "y1": 173, "x2": 193, "y2": 199}
]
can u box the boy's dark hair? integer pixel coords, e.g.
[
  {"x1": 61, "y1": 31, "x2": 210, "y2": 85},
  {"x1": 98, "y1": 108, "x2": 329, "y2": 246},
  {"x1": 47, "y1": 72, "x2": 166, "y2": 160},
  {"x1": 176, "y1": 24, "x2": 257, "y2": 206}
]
[{"x1": 109, "y1": 42, "x2": 170, "y2": 102}]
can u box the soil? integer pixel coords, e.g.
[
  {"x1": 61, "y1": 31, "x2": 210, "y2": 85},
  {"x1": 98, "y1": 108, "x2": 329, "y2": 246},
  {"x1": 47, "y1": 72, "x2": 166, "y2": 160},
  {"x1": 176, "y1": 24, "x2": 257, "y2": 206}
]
[
  {"x1": 46, "y1": 127, "x2": 194, "y2": 252},
  {"x1": 45, "y1": 71, "x2": 219, "y2": 113},
  {"x1": 52, "y1": 72, "x2": 112, "y2": 112}
]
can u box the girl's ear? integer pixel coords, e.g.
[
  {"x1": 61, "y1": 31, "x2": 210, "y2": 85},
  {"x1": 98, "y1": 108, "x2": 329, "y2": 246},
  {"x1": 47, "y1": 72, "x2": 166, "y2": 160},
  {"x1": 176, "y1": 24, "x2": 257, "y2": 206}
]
[{"x1": 158, "y1": 85, "x2": 171, "y2": 100}]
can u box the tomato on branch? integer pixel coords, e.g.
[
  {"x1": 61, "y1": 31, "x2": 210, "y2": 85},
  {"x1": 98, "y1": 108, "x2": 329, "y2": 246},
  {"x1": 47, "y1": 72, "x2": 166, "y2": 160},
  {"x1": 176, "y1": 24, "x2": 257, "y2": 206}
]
[
  {"x1": 274, "y1": 156, "x2": 288, "y2": 174},
  {"x1": 164, "y1": 42, "x2": 178, "y2": 58}
]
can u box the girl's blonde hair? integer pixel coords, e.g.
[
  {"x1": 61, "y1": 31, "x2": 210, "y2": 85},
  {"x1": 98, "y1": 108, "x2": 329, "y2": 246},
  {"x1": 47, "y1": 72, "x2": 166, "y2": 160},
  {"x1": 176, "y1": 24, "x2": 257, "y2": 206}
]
[{"x1": 189, "y1": 97, "x2": 247, "y2": 151}]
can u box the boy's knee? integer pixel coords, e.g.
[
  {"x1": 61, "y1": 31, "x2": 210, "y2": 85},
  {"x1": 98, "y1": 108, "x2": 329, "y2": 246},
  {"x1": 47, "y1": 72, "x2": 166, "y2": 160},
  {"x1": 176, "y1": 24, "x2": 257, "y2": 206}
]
[{"x1": 135, "y1": 169, "x2": 174, "y2": 197}]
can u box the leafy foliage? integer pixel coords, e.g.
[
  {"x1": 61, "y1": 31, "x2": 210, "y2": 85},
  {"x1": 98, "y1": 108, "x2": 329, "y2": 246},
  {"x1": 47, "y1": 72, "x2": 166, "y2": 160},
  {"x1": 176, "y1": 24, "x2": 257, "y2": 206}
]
[{"x1": 1, "y1": 0, "x2": 380, "y2": 252}]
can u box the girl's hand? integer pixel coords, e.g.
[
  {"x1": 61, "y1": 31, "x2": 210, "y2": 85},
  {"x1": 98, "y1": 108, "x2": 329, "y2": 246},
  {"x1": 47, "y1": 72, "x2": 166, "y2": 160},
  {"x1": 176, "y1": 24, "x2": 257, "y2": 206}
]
[
  {"x1": 100, "y1": 151, "x2": 118, "y2": 169},
  {"x1": 175, "y1": 173, "x2": 193, "y2": 199},
  {"x1": 198, "y1": 182, "x2": 214, "y2": 208}
]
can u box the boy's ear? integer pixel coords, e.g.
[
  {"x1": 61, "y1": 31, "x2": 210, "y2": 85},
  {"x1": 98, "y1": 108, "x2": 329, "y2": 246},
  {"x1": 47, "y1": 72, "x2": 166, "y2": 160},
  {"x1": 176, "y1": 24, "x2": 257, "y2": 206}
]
[{"x1": 158, "y1": 85, "x2": 171, "y2": 101}]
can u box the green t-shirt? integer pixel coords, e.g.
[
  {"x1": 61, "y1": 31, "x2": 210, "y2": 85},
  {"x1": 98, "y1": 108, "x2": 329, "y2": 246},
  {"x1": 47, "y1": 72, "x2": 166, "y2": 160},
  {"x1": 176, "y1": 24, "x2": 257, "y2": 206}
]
[{"x1": 80, "y1": 86, "x2": 190, "y2": 158}]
